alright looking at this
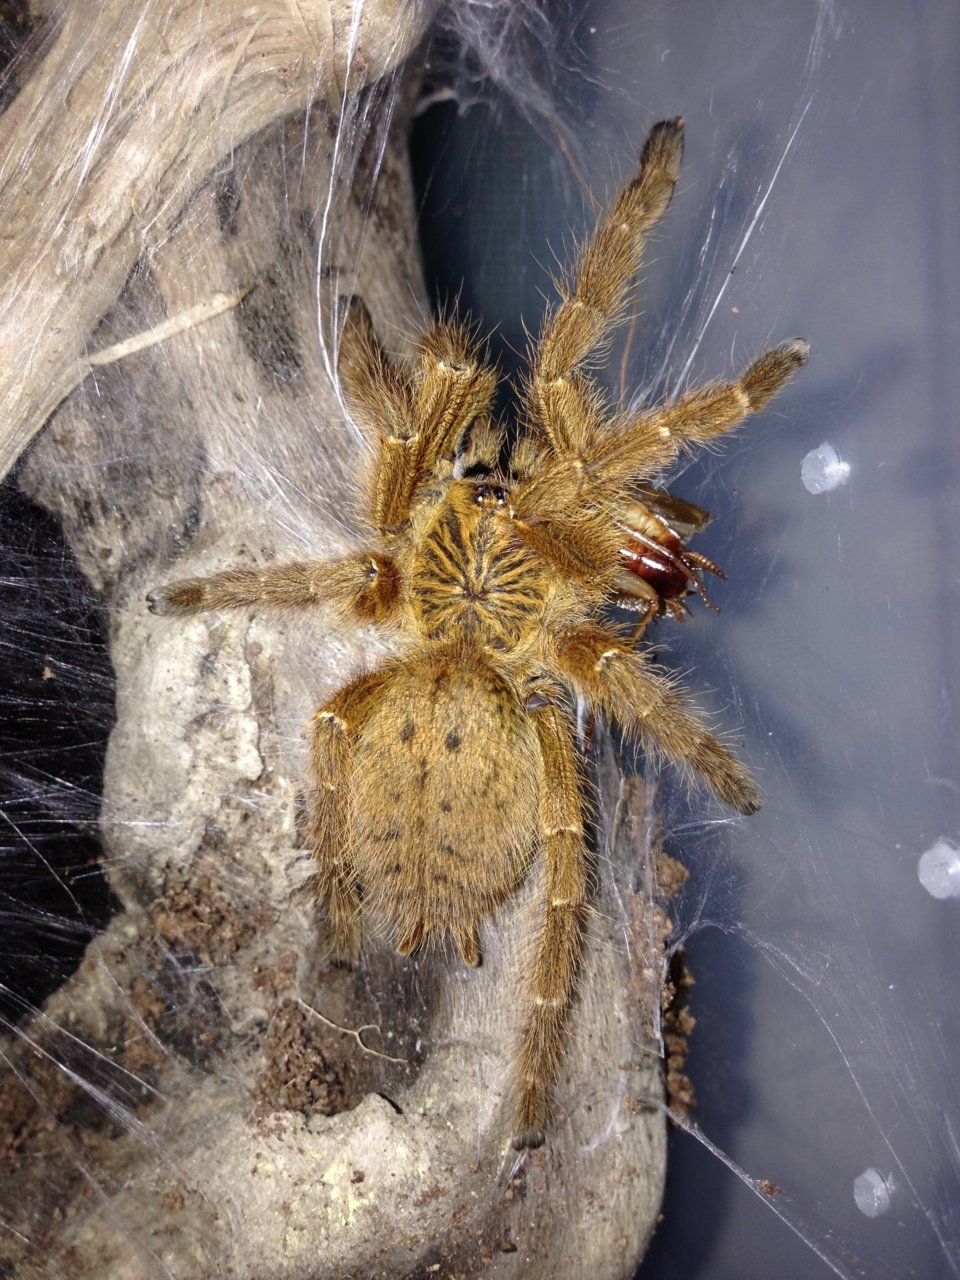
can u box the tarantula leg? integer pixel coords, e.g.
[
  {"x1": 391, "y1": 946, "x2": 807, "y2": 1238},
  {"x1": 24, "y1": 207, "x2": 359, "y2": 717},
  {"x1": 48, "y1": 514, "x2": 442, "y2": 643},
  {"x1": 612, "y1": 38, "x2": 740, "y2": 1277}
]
[
  {"x1": 523, "y1": 119, "x2": 683, "y2": 462},
  {"x1": 514, "y1": 703, "x2": 589, "y2": 1149},
  {"x1": 373, "y1": 323, "x2": 496, "y2": 532},
  {"x1": 309, "y1": 672, "x2": 389, "y2": 965},
  {"x1": 654, "y1": 339, "x2": 810, "y2": 444},
  {"x1": 338, "y1": 296, "x2": 417, "y2": 445},
  {"x1": 339, "y1": 299, "x2": 497, "y2": 532},
  {"x1": 396, "y1": 918, "x2": 428, "y2": 956},
  {"x1": 553, "y1": 624, "x2": 761, "y2": 814},
  {"x1": 586, "y1": 340, "x2": 809, "y2": 491},
  {"x1": 536, "y1": 120, "x2": 684, "y2": 388},
  {"x1": 148, "y1": 552, "x2": 401, "y2": 623},
  {"x1": 413, "y1": 322, "x2": 497, "y2": 471},
  {"x1": 451, "y1": 922, "x2": 482, "y2": 968}
]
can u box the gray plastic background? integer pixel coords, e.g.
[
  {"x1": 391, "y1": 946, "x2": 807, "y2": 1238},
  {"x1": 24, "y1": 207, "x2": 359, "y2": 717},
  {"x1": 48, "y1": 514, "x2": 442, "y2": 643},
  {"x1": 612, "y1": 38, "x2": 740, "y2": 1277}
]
[{"x1": 418, "y1": 2, "x2": 960, "y2": 1276}]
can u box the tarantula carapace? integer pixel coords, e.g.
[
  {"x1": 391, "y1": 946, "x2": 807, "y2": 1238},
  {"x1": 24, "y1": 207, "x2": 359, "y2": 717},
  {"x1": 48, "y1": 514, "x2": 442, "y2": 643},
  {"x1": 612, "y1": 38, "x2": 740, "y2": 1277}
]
[{"x1": 149, "y1": 119, "x2": 806, "y2": 1148}]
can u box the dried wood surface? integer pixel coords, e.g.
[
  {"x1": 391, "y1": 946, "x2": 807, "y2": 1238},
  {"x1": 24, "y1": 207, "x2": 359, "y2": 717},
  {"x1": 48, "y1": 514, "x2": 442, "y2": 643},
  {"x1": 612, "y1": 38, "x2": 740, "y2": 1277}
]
[
  {"x1": 0, "y1": 4, "x2": 667, "y2": 1275},
  {"x1": 0, "y1": 0, "x2": 432, "y2": 478}
]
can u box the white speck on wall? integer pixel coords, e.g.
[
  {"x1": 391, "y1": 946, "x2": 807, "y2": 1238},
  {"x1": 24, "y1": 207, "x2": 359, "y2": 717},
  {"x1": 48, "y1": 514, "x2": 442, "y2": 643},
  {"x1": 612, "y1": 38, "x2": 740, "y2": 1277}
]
[
  {"x1": 917, "y1": 838, "x2": 960, "y2": 900},
  {"x1": 801, "y1": 442, "x2": 851, "y2": 494},
  {"x1": 853, "y1": 1168, "x2": 893, "y2": 1218}
]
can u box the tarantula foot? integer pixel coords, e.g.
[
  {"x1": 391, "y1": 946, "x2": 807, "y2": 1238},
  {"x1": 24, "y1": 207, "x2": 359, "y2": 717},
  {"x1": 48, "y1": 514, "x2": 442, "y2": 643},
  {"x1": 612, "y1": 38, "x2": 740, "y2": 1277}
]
[
  {"x1": 452, "y1": 923, "x2": 482, "y2": 968},
  {"x1": 512, "y1": 1129, "x2": 546, "y2": 1151},
  {"x1": 783, "y1": 336, "x2": 811, "y2": 362},
  {"x1": 724, "y1": 774, "x2": 762, "y2": 816},
  {"x1": 742, "y1": 339, "x2": 810, "y2": 410},
  {"x1": 396, "y1": 919, "x2": 428, "y2": 956},
  {"x1": 328, "y1": 922, "x2": 361, "y2": 969},
  {"x1": 643, "y1": 116, "x2": 684, "y2": 162},
  {"x1": 514, "y1": 1084, "x2": 547, "y2": 1149},
  {"x1": 147, "y1": 580, "x2": 205, "y2": 615}
]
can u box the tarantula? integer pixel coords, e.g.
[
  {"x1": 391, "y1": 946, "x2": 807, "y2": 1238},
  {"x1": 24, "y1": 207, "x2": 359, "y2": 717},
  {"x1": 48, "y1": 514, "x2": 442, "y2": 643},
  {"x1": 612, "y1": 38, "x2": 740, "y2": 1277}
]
[{"x1": 149, "y1": 119, "x2": 806, "y2": 1148}]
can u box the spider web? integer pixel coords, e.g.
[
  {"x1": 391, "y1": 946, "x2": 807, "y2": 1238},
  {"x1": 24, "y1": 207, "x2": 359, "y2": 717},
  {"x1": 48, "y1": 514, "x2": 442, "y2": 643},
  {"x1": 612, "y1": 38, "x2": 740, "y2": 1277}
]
[{"x1": 1, "y1": 1, "x2": 959, "y2": 1277}]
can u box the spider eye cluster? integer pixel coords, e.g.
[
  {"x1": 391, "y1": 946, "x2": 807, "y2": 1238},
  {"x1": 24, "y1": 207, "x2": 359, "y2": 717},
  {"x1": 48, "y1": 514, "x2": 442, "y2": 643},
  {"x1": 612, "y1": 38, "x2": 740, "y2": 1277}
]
[{"x1": 473, "y1": 483, "x2": 508, "y2": 508}]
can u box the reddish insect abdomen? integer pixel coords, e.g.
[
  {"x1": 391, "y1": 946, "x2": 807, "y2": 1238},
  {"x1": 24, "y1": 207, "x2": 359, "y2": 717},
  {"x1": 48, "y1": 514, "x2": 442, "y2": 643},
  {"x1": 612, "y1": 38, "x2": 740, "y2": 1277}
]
[{"x1": 620, "y1": 533, "x2": 690, "y2": 601}]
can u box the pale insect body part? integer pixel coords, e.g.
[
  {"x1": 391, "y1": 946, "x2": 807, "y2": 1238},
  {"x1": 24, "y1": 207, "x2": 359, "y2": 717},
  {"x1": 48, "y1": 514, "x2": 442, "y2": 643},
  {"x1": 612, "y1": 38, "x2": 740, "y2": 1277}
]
[{"x1": 149, "y1": 119, "x2": 807, "y2": 1148}]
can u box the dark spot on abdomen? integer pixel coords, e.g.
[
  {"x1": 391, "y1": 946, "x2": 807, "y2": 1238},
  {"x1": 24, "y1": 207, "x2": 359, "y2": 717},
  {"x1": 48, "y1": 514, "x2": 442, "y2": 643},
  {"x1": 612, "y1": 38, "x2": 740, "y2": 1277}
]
[
  {"x1": 445, "y1": 731, "x2": 462, "y2": 752},
  {"x1": 399, "y1": 720, "x2": 415, "y2": 743}
]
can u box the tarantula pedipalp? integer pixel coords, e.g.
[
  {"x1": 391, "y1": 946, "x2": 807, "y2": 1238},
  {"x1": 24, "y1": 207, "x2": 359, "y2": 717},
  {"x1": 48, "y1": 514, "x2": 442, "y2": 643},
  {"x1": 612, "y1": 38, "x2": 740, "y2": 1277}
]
[{"x1": 149, "y1": 119, "x2": 806, "y2": 1149}]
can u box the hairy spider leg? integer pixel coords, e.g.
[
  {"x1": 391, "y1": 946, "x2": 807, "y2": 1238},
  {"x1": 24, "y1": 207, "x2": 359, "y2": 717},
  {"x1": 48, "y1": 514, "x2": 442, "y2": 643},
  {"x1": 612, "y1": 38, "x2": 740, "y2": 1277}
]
[
  {"x1": 554, "y1": 623, "x2": 761, "y2": 814},
  {"x1": 527, "y1": 119, "x2": 685, "y2": 460},
  {"x1": 582, "y1": 339, "x2": 810, "y2": 495},
  {"x1": 507, "y1": 339, "x2": 808, "y2": 613},
  {"x1": 309, "y1": 671, "x2": 391, "y2": 964},
  {"x1": 512, "y1": 340, "x2": 809, "y2": 540},
  {"x1": 339, "y1": 299, "x2": 496, "y2": 532},
  {"x1": 146, "y1": 551, "x2": 402, "y2": 624},
  {"x1": 393, "y1": 903, "x2": 480, "y2": 967},
  {"x1": 514, "y1": 701, "x2": 591, "y2": 1149}
]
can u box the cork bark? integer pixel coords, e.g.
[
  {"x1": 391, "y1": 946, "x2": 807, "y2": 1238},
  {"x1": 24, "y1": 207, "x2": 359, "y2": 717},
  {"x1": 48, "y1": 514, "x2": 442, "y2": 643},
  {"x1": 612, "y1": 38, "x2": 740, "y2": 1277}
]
[{"x1": 0, "y1": 4, "x2": 667, "y2": 1275}]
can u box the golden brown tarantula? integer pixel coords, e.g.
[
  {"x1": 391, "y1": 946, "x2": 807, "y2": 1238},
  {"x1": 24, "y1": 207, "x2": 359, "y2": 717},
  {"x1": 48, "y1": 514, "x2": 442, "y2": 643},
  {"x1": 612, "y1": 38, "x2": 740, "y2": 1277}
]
[{"x1": 149, "y1": 119, "x2": 807, "y2": 1148}]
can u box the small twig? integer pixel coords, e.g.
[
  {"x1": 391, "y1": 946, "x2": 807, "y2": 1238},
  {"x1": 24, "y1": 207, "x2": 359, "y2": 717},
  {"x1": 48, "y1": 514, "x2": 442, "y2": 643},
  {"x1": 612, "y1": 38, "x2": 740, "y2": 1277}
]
[
  {"x1": 87, "y1": 285, "x2": 254, "y2": 368},
  {"x1": 33, "y1": 284, "x2": 255, "y2": 446},
  {"x1": 297, "y1": 998, "x2": 408, "y2": 1064}
]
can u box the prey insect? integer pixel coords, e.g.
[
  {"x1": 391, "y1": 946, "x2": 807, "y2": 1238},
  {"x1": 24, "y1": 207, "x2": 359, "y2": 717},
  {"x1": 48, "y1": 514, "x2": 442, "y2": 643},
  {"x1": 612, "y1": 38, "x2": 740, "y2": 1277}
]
[{"x1": 149, "y1": 119, "x2": 806, "y2": 1148}]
